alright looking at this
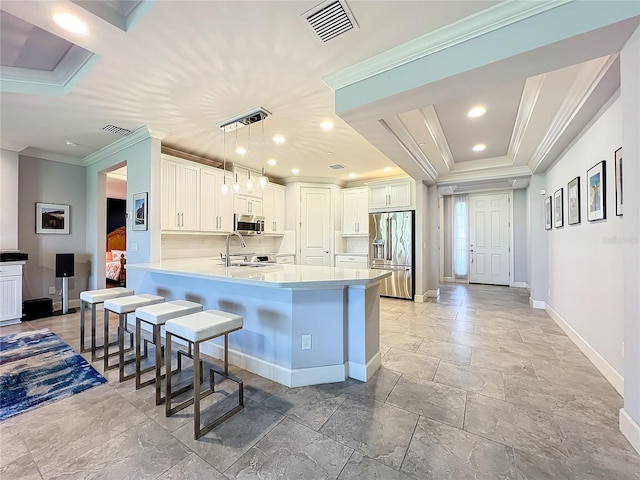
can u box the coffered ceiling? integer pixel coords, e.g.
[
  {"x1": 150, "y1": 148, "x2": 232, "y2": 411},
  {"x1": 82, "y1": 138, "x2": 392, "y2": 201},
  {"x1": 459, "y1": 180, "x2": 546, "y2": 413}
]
[{"x1": 1, "y1": 1, "x2": 638, "y2": 189}]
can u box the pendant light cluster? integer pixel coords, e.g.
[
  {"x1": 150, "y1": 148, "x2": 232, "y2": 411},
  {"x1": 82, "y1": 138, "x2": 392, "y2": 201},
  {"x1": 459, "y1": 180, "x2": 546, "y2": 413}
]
[{"x1": 218, "y1": 107, "x2": 271, "y2": 195}]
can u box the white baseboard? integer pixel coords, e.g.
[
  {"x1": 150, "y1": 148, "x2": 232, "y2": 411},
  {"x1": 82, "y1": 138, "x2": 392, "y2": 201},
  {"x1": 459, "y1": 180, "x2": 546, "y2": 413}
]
[
  {"x1": 513, "y1": 282, "x2": 529, "y2": 288},
  {"x1": 427, "y1": 288, "x2": 440, "y2": 298},
  {"x1": 348, "y1": 351, "x2": 382, "y2": 382},
  {"x1": 443, "y1": 277, "x2": 455, "y2": 283},
  {"x1": 529, "y1": 297, "x2": 545, "y2": 309},
  {"x1": 620, "y1": 408, "x2": 640, "y2": 455},
  {"x1": 545, "y1": 304, "x2": 624, "y2": 396}
]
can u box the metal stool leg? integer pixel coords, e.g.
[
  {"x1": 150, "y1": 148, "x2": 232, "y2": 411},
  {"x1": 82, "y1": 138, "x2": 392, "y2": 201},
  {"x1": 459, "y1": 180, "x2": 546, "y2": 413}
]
[
  {"x1": 193, "y1": 341, "x2": 201, "y2": 440},
  {"x1": 80, "y1": 300, "x2": 87, "y2": 353}
]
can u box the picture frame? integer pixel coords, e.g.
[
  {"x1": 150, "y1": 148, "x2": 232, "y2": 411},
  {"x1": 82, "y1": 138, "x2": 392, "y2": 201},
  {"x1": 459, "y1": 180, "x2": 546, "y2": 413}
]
[
  {"x1": 567, "y1": 176, "x2": 581, "y2": 225},
  {"x1": 554, "y1": 188, "x2": 564, "y2": 228},
  {"x1": 132, "y1": 192, "x2": 148, "y2": 231},
  {"x1": 615, "y1": 147, "x2": 622, "y2": 216},
  {"x1": 544, "y1": 196, "x2": 552, "y2": 230},
  {"x1": 587, "y1": 161, "x2": 606, "y2": 222},
  {"x1": 35, "y1": 203, "x2": 70, "y2": 234}
]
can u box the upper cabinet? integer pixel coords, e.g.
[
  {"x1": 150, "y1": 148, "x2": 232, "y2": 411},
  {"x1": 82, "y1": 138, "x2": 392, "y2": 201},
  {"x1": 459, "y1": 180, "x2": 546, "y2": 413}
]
[
  {"x1": 200, "y1": 168, "x2": 233, "y2": 232},
  {"x1": 342, "y1": 187, "x2": 368, "y2": 236},
  {"x1": 232, "y1": 167, "x2": 262, "y2": 198},
  {"x1": 263, "y1": 184, "x2": 285, "y2": 235},
  {"x1": 234, "y1": 194, "x2": 263, "y2": 216},
  {"x1": 161, "y1": 156, "x2": 201, "y2": 231},
  {"x1": 368, "y1": 178, "x2": 414, "y2": 212}
]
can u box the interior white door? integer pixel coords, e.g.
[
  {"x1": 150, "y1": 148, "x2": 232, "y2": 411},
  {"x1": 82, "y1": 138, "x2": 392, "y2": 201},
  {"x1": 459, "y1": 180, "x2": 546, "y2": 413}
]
[
  {"x1": 300, "y1": 186, "x2": 331, "y2": 265},
  {"x1": 468, "y1": 193, "x2": 510, "y2": 285}
]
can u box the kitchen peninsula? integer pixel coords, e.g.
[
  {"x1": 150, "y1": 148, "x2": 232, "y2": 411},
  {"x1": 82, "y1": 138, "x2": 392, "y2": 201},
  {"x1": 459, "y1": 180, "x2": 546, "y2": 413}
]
[{"x1": 126, "y1": 259, "x2": 391, "y2": 387}]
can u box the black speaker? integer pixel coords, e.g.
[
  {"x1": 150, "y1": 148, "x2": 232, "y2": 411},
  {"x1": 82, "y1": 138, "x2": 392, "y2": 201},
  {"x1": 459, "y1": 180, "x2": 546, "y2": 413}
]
[
  {"x1": 23, "y1": 298, "x2": 53, "y2": 320},
  {"x1": 55, "y1": 253, "x2": 74, "y2": 278}
]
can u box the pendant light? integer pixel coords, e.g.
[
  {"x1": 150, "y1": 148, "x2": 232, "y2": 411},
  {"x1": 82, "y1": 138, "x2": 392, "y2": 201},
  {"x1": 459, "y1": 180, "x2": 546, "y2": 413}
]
[
  {"x1": 245, "y1": 123, "x2": 254, "y2": 193},
  {"x1": 221, "y1": 128, "x2": 229, "y2": 195},
  {"x1": 232, "y1": 126, "x2": 241, "y2": 193},
  {"x1": 259, "y1": 119, "x2": 269, "y2": 189}
]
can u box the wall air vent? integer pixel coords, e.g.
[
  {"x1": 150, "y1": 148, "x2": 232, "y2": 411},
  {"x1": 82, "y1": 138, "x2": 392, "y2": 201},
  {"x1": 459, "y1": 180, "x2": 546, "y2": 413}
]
[
  {"x1": 303, "y1": 0, "x2": 358, "y2": 43},
  {"x1": 329, "y1": 164, "x2": 345, "y2": 170},
  {"x1": 102, "y1": 124, "x2": 132, "y2": 136}
]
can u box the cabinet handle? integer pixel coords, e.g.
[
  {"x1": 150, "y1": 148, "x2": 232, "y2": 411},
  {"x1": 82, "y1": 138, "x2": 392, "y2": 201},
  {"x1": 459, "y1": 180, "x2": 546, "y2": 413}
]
[
  {"x1": 273, "y1": 221, "x2": 276, "y2": 231},
  {"x1": 181, "y1": 212, "x2": 184, "y2": 226},
  {"x1": 177, "y1": 213, "x2": 180, "y2": 227}
]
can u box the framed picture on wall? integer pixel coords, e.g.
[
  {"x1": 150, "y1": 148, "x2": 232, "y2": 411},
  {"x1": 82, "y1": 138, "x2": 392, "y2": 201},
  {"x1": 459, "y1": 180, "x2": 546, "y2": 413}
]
[
  {"x1": 35, "y1": 203, "x2": 70, "y2": 234},
  {"x1": 554, "y1": 188, "x2": 564, "y2": 228},
  {"x1": 587, "y1": 161, "x2": 606, "y2": 221},
  {"x1": 567, "y1": 176, "x2": 581, "y2": 225},
  {"x1": 544, "y1": 196, "x2": 552, "y2": 230},
  {"x1": 132, "y1": 192, "x2": 148, "y2": 231},
  {"x1": 615, "y1": 147, "x2": 623, "y2": 216}
]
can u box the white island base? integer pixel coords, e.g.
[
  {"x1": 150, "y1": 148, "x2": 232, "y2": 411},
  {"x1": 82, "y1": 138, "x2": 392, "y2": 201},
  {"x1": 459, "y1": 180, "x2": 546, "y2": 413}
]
[{"x1": 126, "y1": 260, "x2": 389, "y2": 387}]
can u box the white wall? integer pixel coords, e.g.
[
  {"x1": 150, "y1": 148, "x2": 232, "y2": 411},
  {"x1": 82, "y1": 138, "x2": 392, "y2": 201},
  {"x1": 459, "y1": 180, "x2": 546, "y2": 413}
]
[
  {"x1": 0, "y1": 149, "x2": 19, "y2": 250},
  {"x1": 161, "y1": 234, "x2": 282, "y2": 260},
  {"x1": 545, "y1": 96, "x2": 624, "y2": 376},
  {"x1": 18, "y1": 155, "x2": 88, "y2": 302},
  {"x1": 620, "y1": 24, "x2": 640, "y2": 452},
  {"x1": 527, "y1": 174, "x2": 548, "y2": 304},
  {"x1": 513, "y1": 189, "x2": 528, "y2": 284},
  {"x1": 441, "y1": 195, "x2": 453, "y2": 280}
]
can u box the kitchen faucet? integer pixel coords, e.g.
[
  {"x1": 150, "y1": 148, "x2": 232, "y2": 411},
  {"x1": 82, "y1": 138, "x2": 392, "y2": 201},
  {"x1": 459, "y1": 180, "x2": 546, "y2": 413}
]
[{"x1": 224, "y1": 231, "x2": 246, "y2": 267}]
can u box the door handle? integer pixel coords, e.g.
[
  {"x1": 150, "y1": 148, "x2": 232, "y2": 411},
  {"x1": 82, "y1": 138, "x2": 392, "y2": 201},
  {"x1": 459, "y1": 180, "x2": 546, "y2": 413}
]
[{"x1": 323, "y1": 250, "x2": 330, "y2": 254}]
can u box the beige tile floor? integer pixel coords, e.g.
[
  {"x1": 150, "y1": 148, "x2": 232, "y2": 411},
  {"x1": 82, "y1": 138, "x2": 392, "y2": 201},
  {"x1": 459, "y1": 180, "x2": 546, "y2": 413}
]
[{"x1": 1, "y1": 284, "x2": 639, "y2": 479}]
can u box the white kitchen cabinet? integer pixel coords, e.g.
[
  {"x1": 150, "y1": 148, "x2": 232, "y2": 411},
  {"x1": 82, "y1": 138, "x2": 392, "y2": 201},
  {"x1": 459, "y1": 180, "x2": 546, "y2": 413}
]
[
  {"x1": 200, "y1": 167, "x2": 233, "y2": 232},
  {"x1": 161, "y1": 156, "x2": 201, "y2": 231},
  {"x1": 342, "y1": 187, "x2": 368, "y2": 235},
  {"x1": 263, "y1": 184, "x2": 285, "y2": 234},
  {"x1": 368, "y1": 178, "x2": 413, "y2": 211},
  {"x1": 0, "y1": 263, "x2": 22, "y2": 325},
  {"x1": 234, "y1": 194, "x2": 263, "y2": 216},
  {"x1": 276, "y1": 255, "x2": 295, "y2": 264},
  {"x1": 335, "y1": 255, "x2": 368, "y2": 269},
  {"x1": 232, "y1": 167, "x2": 263, "y2": 198}
]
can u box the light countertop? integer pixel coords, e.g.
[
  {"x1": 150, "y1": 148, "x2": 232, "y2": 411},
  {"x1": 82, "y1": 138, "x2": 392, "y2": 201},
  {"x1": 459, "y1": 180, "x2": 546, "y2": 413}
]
[{"x1": 127, "y1": 257, "x2": 390, "y2": 288}]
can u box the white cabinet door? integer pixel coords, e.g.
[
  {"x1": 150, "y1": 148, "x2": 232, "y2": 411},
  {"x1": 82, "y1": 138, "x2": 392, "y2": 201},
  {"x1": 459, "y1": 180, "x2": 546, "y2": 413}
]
[
  {"x1": 218, "y1": 171, "x2": 234, "y2": 232},
  {"x1": 234, "y1": 195, "x2": 263, "y2": 216},
  {"x1": 179, "y1": 164, "x2": 200, "y2": 230},
  {"x1": 343, "y1": 187, "x2": 368, "y2": 235},
  {"x1": 276, "y1": 255, "x2": 295, "y2": 264},
  {"x1": 0, "y1": 265, "x2": 22, "y2": 324},
  {"x1": 264, "y1": 185, "x2": 286, "y2": 234},
  {"x1": 161, "y1": 160, "x2": 181, "y2": 230},
  {"x1": 335, "y1": 255, "x2": 368, "y2": 269},
  {"x1": 368, "y1": 179, "x2": 413, "y2": 211},
  {"x1": 300, "y1": 186, "x2": 332, "y2": 265},
  {"x1": 201, "y1": 169, "x2": 234, "y2": 232},
  {"x1": 161, "y1": 157, "x2": 200, "y2": 231}
]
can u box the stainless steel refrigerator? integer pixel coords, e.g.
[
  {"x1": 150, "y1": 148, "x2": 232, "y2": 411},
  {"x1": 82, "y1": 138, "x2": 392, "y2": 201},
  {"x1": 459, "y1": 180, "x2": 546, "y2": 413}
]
[{"x1": 369, "y1": 211, "x2": 414, "y2": 299}]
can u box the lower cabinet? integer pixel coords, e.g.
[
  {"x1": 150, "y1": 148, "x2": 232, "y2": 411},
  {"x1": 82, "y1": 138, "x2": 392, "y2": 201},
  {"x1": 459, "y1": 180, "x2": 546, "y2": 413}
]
[
  {"x1": 276, "y1": 255, "x2": 295, "y2": 265},
  {"x1": 335, "y1": 255, "x2": 369, "y2": 269},
  {"x1": 0, "y1": 264, "x2": 22, "y2": 325}
]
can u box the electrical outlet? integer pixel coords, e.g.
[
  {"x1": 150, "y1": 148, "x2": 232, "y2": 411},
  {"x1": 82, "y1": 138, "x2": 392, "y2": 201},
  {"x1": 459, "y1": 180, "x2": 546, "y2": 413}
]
[
  {"x1": 49, "y1": 286, "x2": 56, "y2": 295},
  {"x1": 131, "y1": 243, "x2": 138, "y2": 252},
  {"x1": 301, "y1": 334, "x2": 312, "y2": 350}
]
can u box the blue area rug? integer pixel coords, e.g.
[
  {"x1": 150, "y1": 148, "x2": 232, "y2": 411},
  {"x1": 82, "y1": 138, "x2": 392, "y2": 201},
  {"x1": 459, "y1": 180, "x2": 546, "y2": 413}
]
[{"x1": 0, "y1": 328, "x2": 107, "y2": 421}]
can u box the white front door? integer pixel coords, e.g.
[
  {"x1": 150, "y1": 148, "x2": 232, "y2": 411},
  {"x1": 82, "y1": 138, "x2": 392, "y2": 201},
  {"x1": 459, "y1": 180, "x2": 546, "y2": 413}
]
[
  {"x1": 300, "y1": 186, "x2": 331, "y2": 266},
  {"x1": 469, "y1": 193, "x2": 510, "y2": 285}
]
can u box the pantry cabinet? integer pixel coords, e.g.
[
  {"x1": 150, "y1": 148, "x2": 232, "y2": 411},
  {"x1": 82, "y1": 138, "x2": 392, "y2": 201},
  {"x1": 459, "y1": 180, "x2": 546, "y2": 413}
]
[
  {"x1": 263, "y1": 184, "x2": 285, "y2": 234},
  {"x1": 342, "y1": 187, "x2": 368, "y2": 235}
]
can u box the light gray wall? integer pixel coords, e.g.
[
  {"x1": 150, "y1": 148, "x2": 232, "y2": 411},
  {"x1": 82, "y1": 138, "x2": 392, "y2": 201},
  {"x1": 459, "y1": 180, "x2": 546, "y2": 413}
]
[
  {"x1": 513, "y1": 189, "x2": 528, "y2": 284},
  {"x1": 545, "y1": 97, "x2": 623, "y2": 375},
  {"x1": 1, "y1": 149, "x2": 19, "y2": 250},
  {"x1": 442, "y1": 195, "x2": 453, "y2": 279},
  {"x1": 621, "y1": 24, "x2": 640, "y2": 438},
  {"x1": 18, "y1": 155, "x2": 88, "y2": 303}
]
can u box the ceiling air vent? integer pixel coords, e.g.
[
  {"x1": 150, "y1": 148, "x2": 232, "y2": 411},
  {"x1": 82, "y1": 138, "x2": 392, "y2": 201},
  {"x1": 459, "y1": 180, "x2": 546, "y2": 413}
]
[
  {"x1": 303, "y1": 0, "x2": 358, "y2": 43},
  {"x1": 329, "y1": 164, "x2": 345, "y2": 170},
  {"x1": 102, "y1": 124, "x2": 132, "y2": 136}
]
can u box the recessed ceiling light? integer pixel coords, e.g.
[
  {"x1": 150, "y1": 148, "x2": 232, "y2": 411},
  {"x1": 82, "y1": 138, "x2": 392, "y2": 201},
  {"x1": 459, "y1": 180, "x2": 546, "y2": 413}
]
[
  {"x1": 235, "y1": 146, "x2": 247, "y2": 155},
  {"x1": 65, "y1": 140, "x2": 77, "y2": 147},
  {"x1": 468, "y1": 106, "x2": 486, "y2": 118},
  {"x1": 326, "y1": 151, "x2": 333, "y2": 155},
  {"x1": 321, "y1": 121, "x2": 334, "y2": 130},
  {"x1": 53, "y1": 12, "x2": 88, "y2": 34},
  {"x1": 267, "y1": 159, "x2": 277, "y2": 166},
  {"x1": 273, "y1": 135, "x2": 286, "y2": 144},
  {"x1": 349, "y1": 173, "x2": 357, "y2": 178},
  {"x1": 291, "y1": 168, "x2": 300, "y2": 174},
  {"x1": 472, "y1": 144, "x2": 486, "y2": 152},
  {"x1": 384, "y1": 167, "x2": 393, "y2": 172}
]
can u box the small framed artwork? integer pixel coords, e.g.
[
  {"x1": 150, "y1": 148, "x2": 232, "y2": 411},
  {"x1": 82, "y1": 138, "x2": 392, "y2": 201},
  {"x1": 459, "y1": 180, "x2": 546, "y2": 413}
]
[
  {"x1": 544, "y1": 196, "x2": 552, "y2": 230},
  {"x1": 587, "y1": 161, "x2": 606, "y2": 221},
  {"x1": 554, "y1": 188, "x2": 564, "y2": 228},
  {"x1": 615, "y1": 147, "x2": 622, "y2": 216},
  {"x1": 36, "y1": 203, "x2": 70, "y2": 234},
  {"x1": 132, "y1": 192, "x2": 148, "y2": 231},
  {"x1": 567, "y1": 176, "x2": 581, "y2": 225}
]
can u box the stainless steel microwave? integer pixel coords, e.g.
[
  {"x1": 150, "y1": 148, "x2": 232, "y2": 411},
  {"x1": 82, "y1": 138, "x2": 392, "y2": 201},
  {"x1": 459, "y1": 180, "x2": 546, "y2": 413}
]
[{"x1": 234, "y1": 214, "x2": 264, "y2": 235}]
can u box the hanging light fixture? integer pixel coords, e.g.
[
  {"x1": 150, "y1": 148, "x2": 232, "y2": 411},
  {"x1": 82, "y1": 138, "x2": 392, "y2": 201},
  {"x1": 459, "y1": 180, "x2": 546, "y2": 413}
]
[
  {"x1": 221, "y1": 128, "x2": 229, "y2": 195},
  {"x1": 245, "y1": 123, "x2": 254, "y2": 193},
  {"x1": 259, "y1": 119, "x2": 269, "y2": 189},
  {"x1": 232, "y1": 126, "x2": 241, "y2": 193}
]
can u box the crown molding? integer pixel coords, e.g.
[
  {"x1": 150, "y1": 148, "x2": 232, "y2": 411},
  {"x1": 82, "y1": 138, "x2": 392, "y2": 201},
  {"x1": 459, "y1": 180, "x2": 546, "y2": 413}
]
[
  {"x1": 450, "y1": 156, "x2": 513, "y2": 173},
  {"x1": 0, "y1": 141, "x2": 27, "y2": 152},
  {"x1": 529, "y1": 55, "x2": 616, "y2": 173},
  {"x1": 323, "y1": 0, "x2": 570, "y2": 91},
  {"x1": 82, "y1": 126, "x2": 153, "y2": 166},
  {"x1": 18, "y1": 147, "x2": 84, "y2": 165},
  {"x1": 437, "y1": 165, "x2": 532, "y2": 185},
  {"x1": 281, "y1": 176, "x2": 345, "y2": 186},
  {"x1": 508, "y1": 74, "x2": 545, "y2": 162},
  {"x1": 420, "y1": 106, "x2": 454, "y2": 172}
]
